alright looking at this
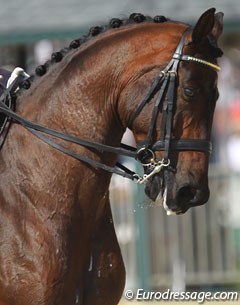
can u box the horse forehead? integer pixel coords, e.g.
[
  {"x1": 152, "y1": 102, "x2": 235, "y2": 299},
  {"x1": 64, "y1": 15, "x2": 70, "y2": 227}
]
[{"x1": 179, "y1": 62, "x2": 217, "y2": 86}]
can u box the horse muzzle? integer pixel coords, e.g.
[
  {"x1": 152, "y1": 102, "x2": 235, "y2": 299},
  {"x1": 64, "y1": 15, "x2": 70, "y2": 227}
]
[{"x1": 145, "y1": 170, "x2": 210, "y2": 215}]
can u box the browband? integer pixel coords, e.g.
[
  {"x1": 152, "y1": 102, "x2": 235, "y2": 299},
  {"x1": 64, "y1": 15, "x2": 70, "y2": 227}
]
[{"x1": 173, "y1": 54, "x2": 221, "y2": 72}]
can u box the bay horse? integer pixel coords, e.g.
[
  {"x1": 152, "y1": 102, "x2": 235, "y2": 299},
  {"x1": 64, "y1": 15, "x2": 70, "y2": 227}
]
[{"x1": 0, "y1": 8, "x2": 223, "y2": 305}]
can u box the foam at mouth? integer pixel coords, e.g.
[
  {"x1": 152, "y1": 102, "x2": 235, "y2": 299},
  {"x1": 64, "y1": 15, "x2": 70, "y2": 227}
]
[{"x1": 163, "y1": 187, "x2": 176, "y2": 216}]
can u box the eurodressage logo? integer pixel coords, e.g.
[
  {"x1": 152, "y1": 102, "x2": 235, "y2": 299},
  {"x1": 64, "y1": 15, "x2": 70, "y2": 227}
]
[{"x1": 124, "y1": 289, "x2": 239, "y2": 303}]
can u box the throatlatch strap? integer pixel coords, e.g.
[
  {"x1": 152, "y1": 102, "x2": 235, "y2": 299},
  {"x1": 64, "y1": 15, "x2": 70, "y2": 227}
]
[
  {"x1": 162, "y1": 72, "x2": 177, "y2": 161},
  {"x1": 144, "y1": 72, "x2": 170, "y2": 149},
  {"x1": 128, "y1": 73, "x2": 164, "y2": 127}
]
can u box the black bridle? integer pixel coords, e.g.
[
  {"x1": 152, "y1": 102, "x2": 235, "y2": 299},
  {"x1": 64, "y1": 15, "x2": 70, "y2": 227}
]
[
  {"x1": 127, "y1": 29, "x2": 220, "y2": 183},
  {"x1": 0, "y1": 29, "x2": 220, "y2": 183}
]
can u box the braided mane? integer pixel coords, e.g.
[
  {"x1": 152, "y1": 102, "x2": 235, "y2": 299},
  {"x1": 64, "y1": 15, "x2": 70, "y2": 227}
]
[{"x1": 18, "y1": 13, "x2": 169, "y2": 91}]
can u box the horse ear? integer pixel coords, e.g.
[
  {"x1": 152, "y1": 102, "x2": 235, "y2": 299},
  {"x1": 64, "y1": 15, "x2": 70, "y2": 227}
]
[
  {"x1": 192, "y1": 8, "x2": 222, "y2": 43},
  {"x1": 211, "y1": 12, "x2": 224, "y2": 41}
]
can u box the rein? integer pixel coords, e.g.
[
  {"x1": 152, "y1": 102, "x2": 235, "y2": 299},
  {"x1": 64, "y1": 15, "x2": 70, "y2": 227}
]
[
  {"x1": 0, "y1": 100, "x2": 138, "y2": 180},
  {"x1": 0, "y1": 28, "x2": 220, "y2": 184}
]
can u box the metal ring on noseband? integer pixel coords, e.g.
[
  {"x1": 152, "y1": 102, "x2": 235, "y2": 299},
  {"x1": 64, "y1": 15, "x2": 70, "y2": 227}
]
[{"x1": 136, "y1": 147, "x2": 156, "y2": 167}]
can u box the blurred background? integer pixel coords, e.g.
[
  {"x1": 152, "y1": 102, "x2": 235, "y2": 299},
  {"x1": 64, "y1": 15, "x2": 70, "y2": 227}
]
[{"x1": 0, "y1": 0, "x2": 240, "y2": 301}]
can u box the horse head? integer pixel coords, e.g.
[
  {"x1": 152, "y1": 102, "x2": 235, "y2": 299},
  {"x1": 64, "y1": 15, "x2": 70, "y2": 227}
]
[{"x1": 119, "y1": 8, "x2": 223, "y2": 214}]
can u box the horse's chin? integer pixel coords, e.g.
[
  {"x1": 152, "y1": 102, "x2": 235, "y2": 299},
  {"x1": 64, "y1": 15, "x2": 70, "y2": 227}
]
[
  {"x1": 145, "y1": 179, "x2": 172, "y2": 215},
  {"x1": 144, "y1": 174, "x2": 163, "y2": 202}
]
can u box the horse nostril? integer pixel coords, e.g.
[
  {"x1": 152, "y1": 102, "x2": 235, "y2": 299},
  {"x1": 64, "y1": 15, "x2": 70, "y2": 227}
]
[{"x1": 177, "y1": 186, "x2": 197, "y2": 204}]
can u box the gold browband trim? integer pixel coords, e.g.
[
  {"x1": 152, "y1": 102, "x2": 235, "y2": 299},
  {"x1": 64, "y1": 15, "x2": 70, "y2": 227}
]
[{"x1": 181, "y1": 55, "x2": 221, "y2": 72}]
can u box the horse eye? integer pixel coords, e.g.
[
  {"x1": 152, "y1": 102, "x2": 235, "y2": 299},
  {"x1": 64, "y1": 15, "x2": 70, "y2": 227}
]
[{"x1": 183, "y1": 87, "x2": 195, "y2": 98}]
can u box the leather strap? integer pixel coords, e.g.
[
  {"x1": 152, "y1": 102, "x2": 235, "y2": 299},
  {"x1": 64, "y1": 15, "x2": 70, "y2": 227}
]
[
  {"x1": 152, "y1": 139, "x2": 212, "y2": 154},
  {"x1": 0, "y1": 102, "x2": 137, "y2": 158},
  {"x1": 0, "y1": 100, "x2": 139, "y2": 180},
  {"x1": 144, "y1": 72, "x2": 170, "y2": 149},
  {"x1": 27, "y1": 126, "x2": 136, "y2": 179},
  {"x1": 128, "y1": 73, "x2": 164, "y2": 127}
]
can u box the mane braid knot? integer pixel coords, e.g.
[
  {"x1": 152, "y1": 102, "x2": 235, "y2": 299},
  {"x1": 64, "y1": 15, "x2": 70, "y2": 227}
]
[
  {"x1": 69, "y1": 40, "x2": 80, "y2": 49},
  {"x1": 19, "y1": 79, "x2": 31, "y2": 89},
  {"x1": 129, "y1": 13, "x2": 146, "y2": 23},
  {"x1": 35, "y1": 65, "x2": 47, "y2": 76},
  {"x1": 89, "y1": 26, "x2": 103, "y2": 36},
  {"x1": 109, "y1": 18, "x2": 123, "y2": 28},
  {"x1": 154, "y1": 15, "x2": 167, "y2": 23},
  {"x1": 51, "y1": 52, "x2": 63, "y2": 62}
]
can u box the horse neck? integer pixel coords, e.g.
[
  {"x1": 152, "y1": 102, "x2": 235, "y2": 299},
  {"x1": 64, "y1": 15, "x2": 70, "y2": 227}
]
[
  {"x1": 17, "y1": 49, "x2": 125, "y2": 149},
  {"x1": 17, "y1": 22, "x2": 187, "y2": 136}
]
